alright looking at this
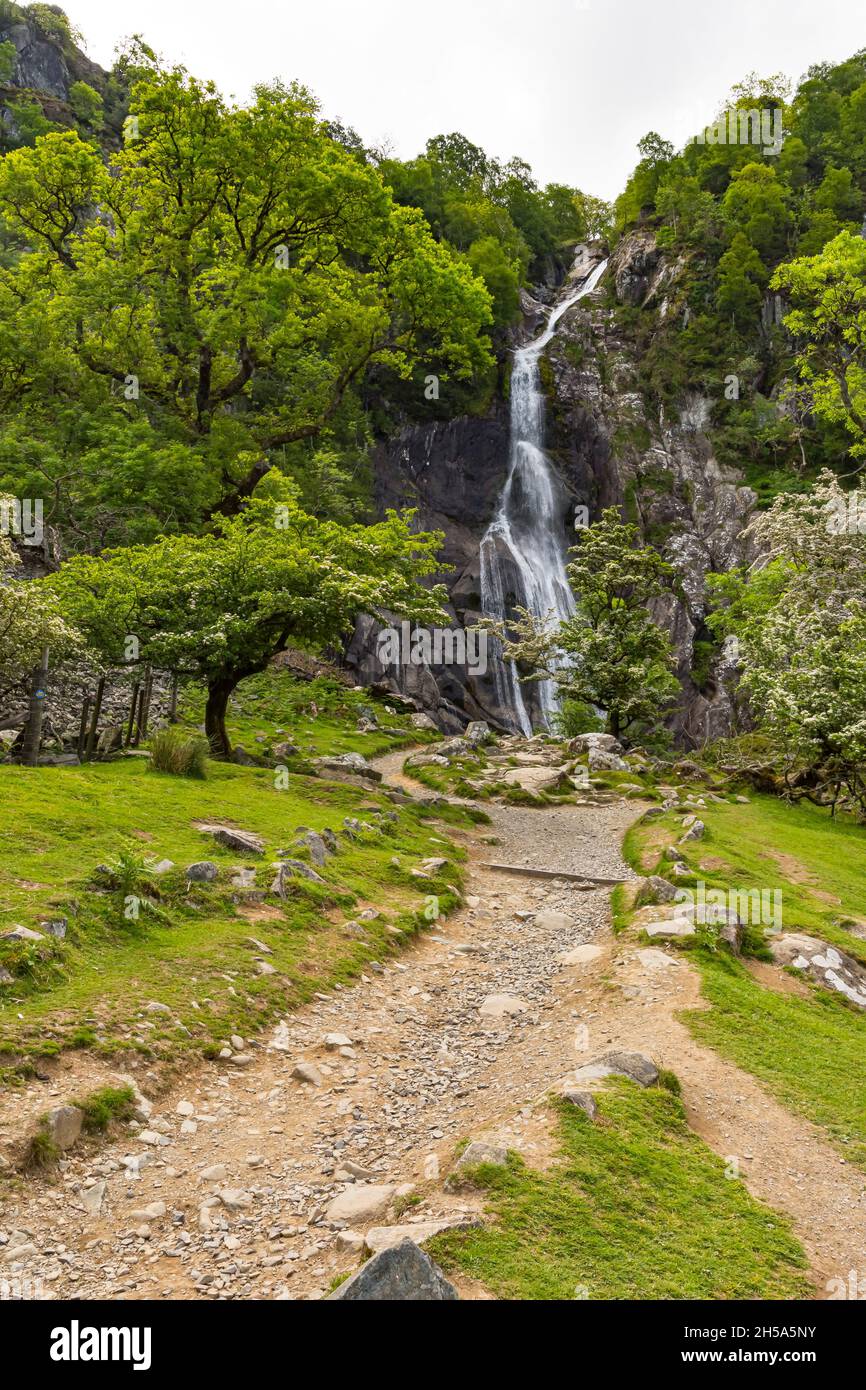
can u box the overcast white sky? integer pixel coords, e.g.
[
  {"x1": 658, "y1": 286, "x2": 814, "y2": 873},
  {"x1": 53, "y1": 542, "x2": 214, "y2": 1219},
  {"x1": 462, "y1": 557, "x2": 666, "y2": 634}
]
[{"x1": 66, "y1": 0, "x2": 862, "y2": 200}]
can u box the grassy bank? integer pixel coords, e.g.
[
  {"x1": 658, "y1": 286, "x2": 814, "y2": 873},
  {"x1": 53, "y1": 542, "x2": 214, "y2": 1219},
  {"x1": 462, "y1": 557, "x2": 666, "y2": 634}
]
[
  {"x1": 430, "y1": 1081, "x2": 810, "y2": 1300},
  {"x1": 624, "y1": 791, "x2": 866, "y2": 1169}
]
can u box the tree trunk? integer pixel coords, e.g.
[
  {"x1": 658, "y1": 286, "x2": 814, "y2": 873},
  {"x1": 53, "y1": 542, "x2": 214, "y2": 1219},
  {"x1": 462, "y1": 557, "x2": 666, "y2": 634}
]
[
  {"x1": 205, "y1": 676, "x2": 236, "y2": 759},
  {"x1": 21, "y1": 647, "x2": 50, "y2": 766}
]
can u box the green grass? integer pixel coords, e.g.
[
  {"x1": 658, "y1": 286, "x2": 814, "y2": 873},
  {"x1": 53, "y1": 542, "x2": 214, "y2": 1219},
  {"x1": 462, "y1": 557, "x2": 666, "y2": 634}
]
[
  {"x1": 76, "y1": 1084, "x2": 136, "y2": 1133},
  {"x1": 624, "y1": 791, "x2": 866, "y2": 1168},
  {"x1": 181, "y1": 671, "x2": 436, "y2": 762},
  {"x1": 0, "y1": 669, "x2": 467, "y2": 1068},
  {"x1": 685, "y1": 954, "x2": 866, "y2": 1168},
  {"x1": 428, "y1": 1082, "x2": 810, "y2": 1300}
]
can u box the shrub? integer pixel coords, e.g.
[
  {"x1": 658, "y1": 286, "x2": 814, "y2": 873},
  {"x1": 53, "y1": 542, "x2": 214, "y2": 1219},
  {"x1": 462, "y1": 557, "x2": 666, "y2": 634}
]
[{"x1": 149, "y1": 726, "x2": 208, "y2": 778}]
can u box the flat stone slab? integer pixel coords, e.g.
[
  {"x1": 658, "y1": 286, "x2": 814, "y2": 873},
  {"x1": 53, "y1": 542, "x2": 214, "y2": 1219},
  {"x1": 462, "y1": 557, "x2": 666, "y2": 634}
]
[
  {"x1": 326, "y1": 1184, "x2": 397, "y2": 1224},
  {"x1": 364, "y1": 1216, "x2": 481, "y2": 1254},
  {"x1": 634, "y1": 948, "x2": 680, "y2": 969},
  {"x1": 479, "y1": 993, "x2": 527, "y2": 1019},
  {"x1": 557, "y1": 944, "x2": 604, "y2": 966},
  {"x1": 534, "y1": 911, "x2": 576, "y2": 931},
  {"x1": 644, "y1": 919, "x2": 696, "y2": 940},
  {"x1": 195, "y1": 823, "x2": 265, "y2": 855}
]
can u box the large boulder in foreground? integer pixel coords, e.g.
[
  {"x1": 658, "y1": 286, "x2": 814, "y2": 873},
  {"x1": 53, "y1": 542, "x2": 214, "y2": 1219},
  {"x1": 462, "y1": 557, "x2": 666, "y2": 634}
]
[{"x1": 327, "y1": 1239, "x2": 459, "y2": 1301}]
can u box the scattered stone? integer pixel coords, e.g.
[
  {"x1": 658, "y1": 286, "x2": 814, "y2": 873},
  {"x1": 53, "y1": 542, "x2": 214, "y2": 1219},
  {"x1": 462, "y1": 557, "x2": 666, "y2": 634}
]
[
  {"x1": 292, "y1": 1061, "x2": 324, "y2": 1087},
  {"x1": 323, "y1": 1033, "x2": 353, "y2": 1050},
  {"x1": 80, "y1": 1181, "x2": 106, "y2": 1217}
]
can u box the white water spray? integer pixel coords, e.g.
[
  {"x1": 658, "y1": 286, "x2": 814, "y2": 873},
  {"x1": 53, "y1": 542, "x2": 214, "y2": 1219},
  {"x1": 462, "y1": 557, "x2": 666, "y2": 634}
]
[{"x1": 479, "y1": 258, "x2": 608, "y2": 735}]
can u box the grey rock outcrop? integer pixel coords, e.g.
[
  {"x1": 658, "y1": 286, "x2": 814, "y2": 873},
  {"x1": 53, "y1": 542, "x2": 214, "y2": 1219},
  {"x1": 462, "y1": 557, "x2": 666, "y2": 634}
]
[{"x1": 326, "y1": 1239, "x2": 459, "y2": 1300}]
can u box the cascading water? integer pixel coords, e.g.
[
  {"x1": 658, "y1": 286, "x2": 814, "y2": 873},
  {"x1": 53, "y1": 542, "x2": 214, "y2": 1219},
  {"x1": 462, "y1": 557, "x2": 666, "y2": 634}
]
[{"x1": 479, "y1": 258, "x2": 608, "y2": 736}]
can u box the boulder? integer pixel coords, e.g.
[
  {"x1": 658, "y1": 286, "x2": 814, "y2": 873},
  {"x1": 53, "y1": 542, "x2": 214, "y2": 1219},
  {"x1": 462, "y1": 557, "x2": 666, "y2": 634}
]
[
  {"x1": 97, "y1": 725, "x2": 124, "y2": 755},
  {"x1": 271, "y1": 860, "x2": 326, "y2": 894},
  {"x1": 679, "y1": 819, "x2": 706, "y2": 843},
  {"x1": 455, "y1": 1141, "x2": 508, "y2": 1170},
  {"x1": 295, "y1": 830, "x2": 330, "y2": 866},
  {"x1": 185, "y1": 862, "x2": 219, "y2": 883},
  {"x1": 410, "y1": 712, "x2": 438, "y2": 732},
  {"x1": 588, "y1": 747, "x2": 629, "y2": 773},
  {"x1": 479, "y1": 993, "x2": 527, "y2": 1019},
  {"x1": 313, "y1": 753, "x2": 382, "y2": 786},
  {"x1": 326, "y1": 1239, "x2": 458, "y2": 1301},
  {"x1": 561, "y1": 1090, "x2": 598, "y2": 1119},
  {"x1": 568, "y1": 733, "x2": 623, "y2": 755},
  {"x1": 1, "y1": 925, "x2": 44, "y2": 943},
  {"x1": 557, "y1": 943, "x2": 604, "y2": 966},
  {"x1": 272, "y1": 740, "x2": 301, "y2": 760},
  {"x1": 292, "y1": 1061, "x2": 324, "y2": 1086},
  {"x1": 770, "y1": 934, "x2": 866, "y2": 1009},
  {"x1": 533, "y1": 910, "x2": 576, "y2": 931},
  {"x1": 636, "y1": 875, "x2": 679, "y2": 906},
  {"x1": 45, "y1": 1105, "x2": 83, "y2": 1151},
  {"x1": 464, "y1": 720, "x2": 492, "y2": 747},
  {"x1": 364, "y1": 1216, "x2": 481, "y2": 1254},
  {"x1": 571, "y1": 1051, "x2": 659, "y2": 1088},
  {"x1": 198, "y1": 824, "x2": 265, "y2": 855},
  {"x1": 326, "y1": 1183, "x2": 397, "y2": 1224}
]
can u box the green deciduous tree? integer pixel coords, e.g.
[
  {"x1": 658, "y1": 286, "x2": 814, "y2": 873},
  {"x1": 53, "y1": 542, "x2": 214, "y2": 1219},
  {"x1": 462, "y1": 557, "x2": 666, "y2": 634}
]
[
  {"x1": 482, "y1": 510, "x2": 679, "y2": 740},
  {"x1": 772, "y1": 230, "x2": 866, "y2": 462},
  {"x1": 49, "y1": 487, "x2": 449, "y2": 756}
]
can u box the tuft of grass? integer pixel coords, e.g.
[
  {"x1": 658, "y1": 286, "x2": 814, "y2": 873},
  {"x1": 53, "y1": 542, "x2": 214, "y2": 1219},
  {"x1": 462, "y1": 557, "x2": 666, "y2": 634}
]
[
  {"x1": 23, "y1": 1126, "x2": 60, "y2": 1171},
  {"x1": 149, "y1": 727, "x2": 208, "y2": 778},
  {"x1": 76, "y1": 1084, "x2": 136, "y2": 1133},
  {"x1": 429, "y1": 1082, "x2": 809, "y2": 1300}
]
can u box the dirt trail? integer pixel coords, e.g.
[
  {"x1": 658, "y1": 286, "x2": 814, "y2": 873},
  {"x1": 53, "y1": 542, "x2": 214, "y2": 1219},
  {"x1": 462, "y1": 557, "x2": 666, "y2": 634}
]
[{"x1": 2, "y1": 752, "x2": 864, "y2": 1300}]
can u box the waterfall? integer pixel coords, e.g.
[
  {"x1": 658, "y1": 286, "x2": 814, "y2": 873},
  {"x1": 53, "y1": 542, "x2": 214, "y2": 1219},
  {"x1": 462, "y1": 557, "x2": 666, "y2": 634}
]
[{"x1": 479, "y1": 257, "x2": 608, "y2": 736}]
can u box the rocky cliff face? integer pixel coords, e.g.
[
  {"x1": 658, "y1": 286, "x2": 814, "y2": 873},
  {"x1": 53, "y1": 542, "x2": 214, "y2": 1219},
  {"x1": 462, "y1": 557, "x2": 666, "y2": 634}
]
[
  {"x1": 0, "y1": 11, "x2": 107, "y2": 141},
  {"x1": 352, "y1": 232, "x2": 758, "y2": 744}
]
